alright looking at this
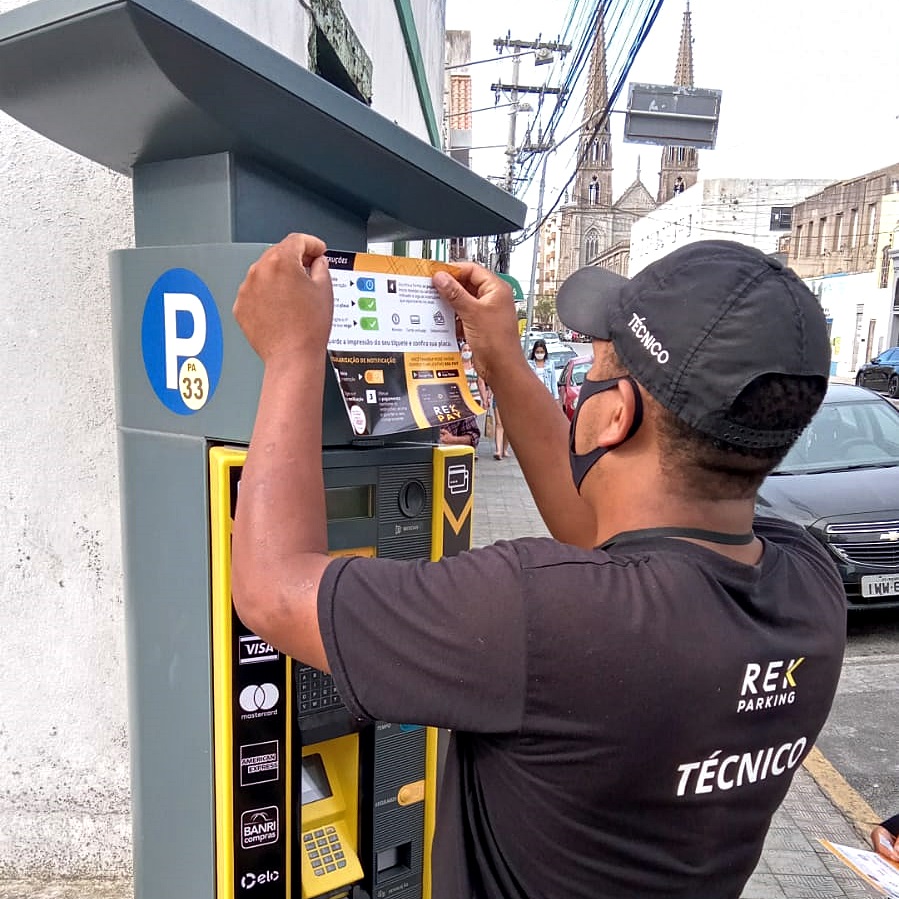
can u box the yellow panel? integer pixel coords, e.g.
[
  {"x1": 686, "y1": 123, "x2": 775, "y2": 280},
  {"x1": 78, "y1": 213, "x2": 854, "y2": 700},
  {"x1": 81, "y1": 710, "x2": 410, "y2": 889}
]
[
  {"x1": 329, "y1": 546, "x2": 376, "y2": 558},
  {"x1": 210, "y1": 447, "x2": 294, "y2": 899},
  {"x1": 299, "y1": 735, "x2": 364, "y2": 898},
  {"x1": 422, "y1": 728, "x2": 439, "y2": 899},
  {"x1": 430, "y1": 444, "x2": 475, "y2": 560},
  {"x1": 209, "y1": 446, "x2": 247, "y2": 899}
]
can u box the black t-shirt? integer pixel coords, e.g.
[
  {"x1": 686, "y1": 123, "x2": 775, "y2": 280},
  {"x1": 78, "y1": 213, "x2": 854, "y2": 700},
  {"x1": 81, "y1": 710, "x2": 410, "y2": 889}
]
[{"x1": 318, "y1": 516, "x2": 846, "y2": 899}]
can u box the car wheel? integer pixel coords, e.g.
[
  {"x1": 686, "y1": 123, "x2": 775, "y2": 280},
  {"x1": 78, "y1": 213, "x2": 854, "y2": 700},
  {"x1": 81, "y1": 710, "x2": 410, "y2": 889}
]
[{"x1": 889, "y1": 375, "x2": 899, "y2": 398}]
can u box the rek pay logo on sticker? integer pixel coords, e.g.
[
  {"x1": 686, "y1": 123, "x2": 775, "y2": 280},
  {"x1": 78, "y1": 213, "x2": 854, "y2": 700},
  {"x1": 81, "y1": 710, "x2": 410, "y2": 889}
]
[{"x1": 141, "y1": 269, "x2": 223, "y2": 415}]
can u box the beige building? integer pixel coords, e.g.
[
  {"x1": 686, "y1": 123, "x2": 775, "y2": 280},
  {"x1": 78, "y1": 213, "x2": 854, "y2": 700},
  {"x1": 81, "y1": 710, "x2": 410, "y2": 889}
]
[
  {"x1": 537, "y1": 211, "x2": 563, "y2": 296},
  {"x1": 779, "y1": 162, "x2": 899, "y2": 375},
  {"x1": 786, "y1": 162, "x2": 899, "y2": 280},
  {"x1": 801, "y1": 190, "x2": 899, "y2": 376}
]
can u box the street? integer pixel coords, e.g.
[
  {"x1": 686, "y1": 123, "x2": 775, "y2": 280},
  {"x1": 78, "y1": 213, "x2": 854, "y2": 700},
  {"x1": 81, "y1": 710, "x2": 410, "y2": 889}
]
[
  {"x1": 816, "y1": 610, "x2": 899, "y2": 825},
  {"x1": 819, "y1": 388, "x2": 899, "y2": 831}
]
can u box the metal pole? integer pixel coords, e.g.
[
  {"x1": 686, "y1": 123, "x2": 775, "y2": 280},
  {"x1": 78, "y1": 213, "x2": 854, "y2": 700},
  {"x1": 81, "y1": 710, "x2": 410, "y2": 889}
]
[
  {"x1": 503, "y1": 52, "x2": 521, "y2": 191},
  {"x1": 525, "y1": 151, "x2": 549, "y2": 335}
]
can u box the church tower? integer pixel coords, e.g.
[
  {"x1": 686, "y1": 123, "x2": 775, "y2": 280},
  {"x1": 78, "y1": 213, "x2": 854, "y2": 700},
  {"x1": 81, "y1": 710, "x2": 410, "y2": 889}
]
[
  {"x1": 573, "y1": 5, "x2": 613, "y2": 209},
  {"x1": 557, "y1": 4, "x2": 617, "y2": 285},
  {"x1": 657, "y1": 2, "x2": 699, "y2": 203}
]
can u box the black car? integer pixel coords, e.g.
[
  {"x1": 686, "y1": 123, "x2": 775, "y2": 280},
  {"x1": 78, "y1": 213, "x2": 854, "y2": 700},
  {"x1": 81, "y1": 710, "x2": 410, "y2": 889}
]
[
  {"x1": 855, "y1": 345, "x2": 899, "y2": 397},
  {"x1": 756, "y1": 384, "x2": 899, "y2": 610}
]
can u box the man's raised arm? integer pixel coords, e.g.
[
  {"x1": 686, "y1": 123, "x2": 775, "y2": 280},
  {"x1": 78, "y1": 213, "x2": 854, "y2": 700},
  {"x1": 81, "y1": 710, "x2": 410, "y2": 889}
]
[
  {"x1": 433, "y1": 265, "x2": 595, "y2": 546},
  {"x1": 230, "y1": 233, "x2": 334, "y2": 671}
]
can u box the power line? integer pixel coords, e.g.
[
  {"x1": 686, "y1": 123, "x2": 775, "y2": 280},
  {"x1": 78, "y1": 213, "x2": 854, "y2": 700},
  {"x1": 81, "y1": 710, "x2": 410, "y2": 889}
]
[{"x1": 513, "y1": 0, "x2": 665, "y2": 247}]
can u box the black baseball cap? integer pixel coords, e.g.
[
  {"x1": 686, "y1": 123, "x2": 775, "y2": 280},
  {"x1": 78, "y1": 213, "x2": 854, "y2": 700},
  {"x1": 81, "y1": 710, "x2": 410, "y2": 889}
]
[{"x1": 556, "y1": 240, "x2": 831, "y2": 449}]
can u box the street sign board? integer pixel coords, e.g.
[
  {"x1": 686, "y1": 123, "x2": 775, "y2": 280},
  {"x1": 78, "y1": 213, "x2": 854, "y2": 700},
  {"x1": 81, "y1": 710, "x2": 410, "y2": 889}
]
[{"x1": 623, "y1": 83, "x2": 722, "y2": 149}]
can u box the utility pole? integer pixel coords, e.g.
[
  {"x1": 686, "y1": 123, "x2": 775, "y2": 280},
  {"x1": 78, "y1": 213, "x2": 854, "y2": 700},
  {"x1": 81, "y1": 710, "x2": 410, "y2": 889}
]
[
  {"x1": 490, "y1": 34, "x2": 570, "y2": 273},
  {"x1": 525, "y1": 148, "x2": 552, "y2": 335}
]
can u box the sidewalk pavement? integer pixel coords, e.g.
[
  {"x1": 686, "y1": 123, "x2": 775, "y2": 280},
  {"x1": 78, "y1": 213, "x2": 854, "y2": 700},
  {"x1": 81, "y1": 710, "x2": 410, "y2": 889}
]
[
  {"x1": 471, "y1": 446, "x2": 877, "y2": 899},
  {"x1": 1, "y1": 443, "x2": 879, "y2": 899}
]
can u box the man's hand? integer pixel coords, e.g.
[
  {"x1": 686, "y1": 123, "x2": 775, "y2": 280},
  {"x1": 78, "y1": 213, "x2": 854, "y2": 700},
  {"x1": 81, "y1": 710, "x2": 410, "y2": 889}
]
[
  {"x1": 871, "y1": 825, "x2": 899, "y2": 862},
  {"x1": 433, "y1": 263, "x2": 522, "y2": 384},
  {"x1": 233, "y1": 233, "x2": 333, "y2": 363}
]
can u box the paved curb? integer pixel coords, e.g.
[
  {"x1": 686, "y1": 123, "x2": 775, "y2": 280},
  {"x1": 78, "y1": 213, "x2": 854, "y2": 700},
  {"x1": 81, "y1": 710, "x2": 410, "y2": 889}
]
[{"x1": 803, "y1": 746, "x2": 882, "y2": 843}]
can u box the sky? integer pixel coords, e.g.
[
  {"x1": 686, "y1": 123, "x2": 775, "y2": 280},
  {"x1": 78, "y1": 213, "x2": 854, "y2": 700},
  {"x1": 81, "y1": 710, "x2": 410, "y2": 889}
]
[{"x1": 444, "y1": 0, "x2": 899, "y2": 287}]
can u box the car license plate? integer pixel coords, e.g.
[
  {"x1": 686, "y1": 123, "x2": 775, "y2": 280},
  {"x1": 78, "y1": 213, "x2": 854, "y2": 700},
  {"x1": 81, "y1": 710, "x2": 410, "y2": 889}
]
[{"x1": 860, "y1": 574, "x2": 899, "y2": 598}]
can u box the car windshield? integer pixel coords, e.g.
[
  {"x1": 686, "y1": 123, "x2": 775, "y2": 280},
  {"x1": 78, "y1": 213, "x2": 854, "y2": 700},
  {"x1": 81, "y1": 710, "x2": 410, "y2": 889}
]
[
  {"x1": 773, "y1": 398, "x2": 899, "y2": 474},
  {"x1": 572, "y1": 362, "x2": 592, "y2": 386},
  {"x1": 548, "y1": 347, "x2": 576, "y2": 367}
]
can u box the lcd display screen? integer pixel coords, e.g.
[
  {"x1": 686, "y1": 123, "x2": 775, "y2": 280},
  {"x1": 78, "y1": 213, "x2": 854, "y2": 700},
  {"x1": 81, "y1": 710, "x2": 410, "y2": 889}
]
[
  {"x1": 301, "y1": 754, "x2": 332, "y2": 805},
  {"x1": 325, "y1": 485, "x2": 373, "y2": 521}
]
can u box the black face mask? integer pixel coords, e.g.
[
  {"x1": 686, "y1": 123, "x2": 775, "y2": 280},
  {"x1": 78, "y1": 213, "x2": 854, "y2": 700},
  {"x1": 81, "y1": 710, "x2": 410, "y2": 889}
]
[{"x1": 569, "y1": 376, "x2": 644, "y2": 492}]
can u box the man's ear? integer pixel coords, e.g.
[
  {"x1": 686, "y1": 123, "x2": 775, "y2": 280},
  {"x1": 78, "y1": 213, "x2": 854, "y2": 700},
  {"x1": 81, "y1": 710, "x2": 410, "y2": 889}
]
[{"x1": 596, "y1": 377, "x2": 639, "y2": 446}]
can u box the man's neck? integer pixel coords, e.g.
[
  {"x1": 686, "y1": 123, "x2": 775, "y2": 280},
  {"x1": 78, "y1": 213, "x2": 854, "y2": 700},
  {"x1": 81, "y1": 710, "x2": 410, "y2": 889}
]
[{"x1": 587, "y1": 478, "x2": 762, "y2": 564}]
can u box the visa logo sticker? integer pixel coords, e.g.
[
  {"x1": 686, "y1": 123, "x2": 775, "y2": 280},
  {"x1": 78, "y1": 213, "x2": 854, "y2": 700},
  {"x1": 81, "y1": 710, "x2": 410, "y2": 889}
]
[{"x1": 141, "y1": 269, "x2": 223, "y2": 415}]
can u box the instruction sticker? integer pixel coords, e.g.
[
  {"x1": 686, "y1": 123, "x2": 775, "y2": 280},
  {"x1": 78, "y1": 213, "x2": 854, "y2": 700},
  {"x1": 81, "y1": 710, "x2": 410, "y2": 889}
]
[{"x1": 326, "y1": 252, "x2": 483, "y2": 436}]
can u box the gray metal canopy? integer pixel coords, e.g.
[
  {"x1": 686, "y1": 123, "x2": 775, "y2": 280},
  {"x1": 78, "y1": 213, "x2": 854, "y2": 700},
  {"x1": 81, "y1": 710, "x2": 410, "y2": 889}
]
[{"x1": 0, "y1": 0, "x2": 525, "y2": 240}]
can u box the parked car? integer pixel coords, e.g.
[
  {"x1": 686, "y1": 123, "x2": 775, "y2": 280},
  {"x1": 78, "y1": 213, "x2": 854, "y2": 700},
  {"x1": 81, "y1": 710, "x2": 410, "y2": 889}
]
[
  {"x1": 557, "y1": 353, "x2": 595, "y2": 420},
  {"x1": 855, "y1": 346, "x2": 899, "y2": 397},
  {"x1": 544, "y1": 341, "x2": 578, "y2": 372},
  {"x1": 756, "y1": 383, "x2": 899, "y2": 610}
]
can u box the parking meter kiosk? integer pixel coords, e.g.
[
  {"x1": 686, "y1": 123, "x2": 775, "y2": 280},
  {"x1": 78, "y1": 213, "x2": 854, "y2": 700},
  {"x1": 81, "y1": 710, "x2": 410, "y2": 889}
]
[{"x1": 0, "y1": 3, "x2": 525, "y2": 898}]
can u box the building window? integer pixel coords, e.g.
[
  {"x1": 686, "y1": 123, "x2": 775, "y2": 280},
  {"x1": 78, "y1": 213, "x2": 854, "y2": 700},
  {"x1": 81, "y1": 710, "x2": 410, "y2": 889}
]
[
  {"x1": 585, "y1": 229, "x2": 599, "y2": 262},
  {"x1": 818, "y1": 218, "x2": 827, "y2": 255},
  {"x1": 833, "y1": 213, "x2": 843, "y2": 252},
  {"x1": 769, "y1": 207, "x2": 792, "y2": 231},
  {"x1": 601, "y1": 141, "x2": 609, "y2": 165},
  {"x1": 588, "y1": 176, "x2": 600, "y2": 205},
  {"x1": 806, "y1": 221, "x2": 815, "y2": 257},
  {"x1": 880, "y1": 244, "x2": 892, "y2": 289},
  {"x1": 867, "y1": 204, "x2": 878, "y2": 244},
  {"x1": 848, "y1": 208, "x2": 858, "y2": 247},
  {"x1": 795, "y1": 224, "x2": 802, "y2": 257}
]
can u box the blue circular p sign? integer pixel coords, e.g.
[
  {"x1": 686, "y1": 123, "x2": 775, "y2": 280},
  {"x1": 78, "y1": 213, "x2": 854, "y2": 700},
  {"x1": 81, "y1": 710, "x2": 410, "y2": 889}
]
[{"x1": 141, "y1": 269, "x2": 223, "y2": 415}]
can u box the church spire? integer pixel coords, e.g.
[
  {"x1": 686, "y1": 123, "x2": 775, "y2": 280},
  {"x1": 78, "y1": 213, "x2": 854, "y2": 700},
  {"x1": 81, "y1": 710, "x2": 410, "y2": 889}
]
[
  {"x1": 674, "y1": 0, "x2": 694, "y2": 87},
  {"x1": 573, "y1": 3, "x2": 613, "y2": 208},
  {"x1": 657, "y1": 2, "x2": 700, "y2": 203}
]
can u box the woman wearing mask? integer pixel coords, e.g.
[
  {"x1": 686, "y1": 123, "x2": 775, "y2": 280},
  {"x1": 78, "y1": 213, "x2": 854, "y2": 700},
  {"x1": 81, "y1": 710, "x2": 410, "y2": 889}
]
[{"x1": 528, "y1": 339, "x2": 559, "y2": 400}]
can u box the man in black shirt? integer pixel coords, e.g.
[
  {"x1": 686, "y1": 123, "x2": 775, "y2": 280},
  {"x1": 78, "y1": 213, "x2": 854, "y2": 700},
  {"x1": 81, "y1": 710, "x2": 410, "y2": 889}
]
[{"x1": 231, "y1": 235, "x2": 846, "y2": 898}]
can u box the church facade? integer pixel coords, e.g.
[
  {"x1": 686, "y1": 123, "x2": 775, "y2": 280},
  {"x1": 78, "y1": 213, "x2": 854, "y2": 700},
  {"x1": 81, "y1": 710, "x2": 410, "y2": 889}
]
[{"x1": 547, "y1": 2, "x2": 699, "y2": 291}]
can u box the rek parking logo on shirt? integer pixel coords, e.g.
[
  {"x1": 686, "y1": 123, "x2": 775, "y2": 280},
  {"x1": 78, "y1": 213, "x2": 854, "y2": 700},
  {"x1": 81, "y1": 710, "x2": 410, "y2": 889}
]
[
  {"x1": 141, "y1": 268, "x2": 223, "y2": 415},
  {"x1": 737, "y1": 657, "x2": 804, "y2": 713}
]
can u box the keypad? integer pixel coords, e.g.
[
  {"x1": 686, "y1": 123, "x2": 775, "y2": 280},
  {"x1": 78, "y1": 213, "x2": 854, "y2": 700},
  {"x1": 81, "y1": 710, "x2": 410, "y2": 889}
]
[
  {"x1": 303, "y1": 827, "x2": 347, "y2": 873},
  {"x1": 296, "y1": 665, "x2": 344, "y2": 717}
]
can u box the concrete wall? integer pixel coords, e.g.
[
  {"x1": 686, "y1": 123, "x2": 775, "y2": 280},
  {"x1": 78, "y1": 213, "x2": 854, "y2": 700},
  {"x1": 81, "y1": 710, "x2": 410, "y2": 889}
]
[
  {"x1": 629, "y1": 178, "x2": 834, "y2": 275},
  {"x1": 808, "y1": 276, "x2": 896, "y2": 379},
  {"x1": 344, "y1": 0, "x2": 446, "y2": 144},
  {"x1": 0, "y1": 0, "x2": 444, "y2": 880}
]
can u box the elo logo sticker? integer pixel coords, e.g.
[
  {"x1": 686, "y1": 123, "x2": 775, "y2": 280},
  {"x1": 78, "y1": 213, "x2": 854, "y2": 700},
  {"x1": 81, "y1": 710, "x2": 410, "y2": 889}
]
[{"x1": 141, "y1": 269, "x2": 223, "y2": 415}]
